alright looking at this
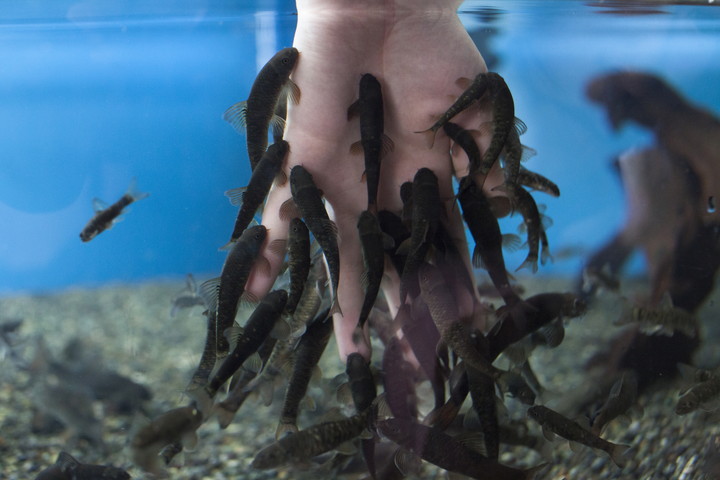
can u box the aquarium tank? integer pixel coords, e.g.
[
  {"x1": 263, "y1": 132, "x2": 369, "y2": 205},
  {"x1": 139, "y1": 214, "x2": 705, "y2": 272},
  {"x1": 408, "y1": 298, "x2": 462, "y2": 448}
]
[{"x1": 2, "y1": 0, "x2": 720, "y2": 478}]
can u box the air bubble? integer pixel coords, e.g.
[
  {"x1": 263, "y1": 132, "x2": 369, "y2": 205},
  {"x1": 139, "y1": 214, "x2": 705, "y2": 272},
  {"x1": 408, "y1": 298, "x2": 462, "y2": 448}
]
[{"x1": 708, "y1": 196, "x2": 716, "y2": 213}]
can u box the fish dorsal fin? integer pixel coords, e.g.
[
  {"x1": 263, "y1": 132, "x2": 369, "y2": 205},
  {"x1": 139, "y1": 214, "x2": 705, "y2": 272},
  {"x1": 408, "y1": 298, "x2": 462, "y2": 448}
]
[
  {"x1": 56, "y1": 451, "x2": 79, "y2": 471},
  {"x1": 198, "y1": 277, "x2": 220, "y2": 315},
  {"x1": 92, "y1": 198, "x2": 108, "y2": 212},
  {"x1": 222, "y1": 101, "x2": 248, "y2": 133},
  {"x1": 224, "y1": 187, "x2": 247, "y2": 207}
]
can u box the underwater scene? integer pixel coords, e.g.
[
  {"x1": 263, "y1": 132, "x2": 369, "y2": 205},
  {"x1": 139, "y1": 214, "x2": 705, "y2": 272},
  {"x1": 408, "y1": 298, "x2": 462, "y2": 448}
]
[{"x1": 2, "y1": 0, "x2": 720, "y2": 478}]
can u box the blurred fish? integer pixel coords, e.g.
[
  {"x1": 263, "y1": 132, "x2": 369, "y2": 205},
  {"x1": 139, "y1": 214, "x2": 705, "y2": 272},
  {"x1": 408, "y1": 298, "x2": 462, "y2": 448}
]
[
  {"x1": 501, "y1": 183, "x2": 542, "y2": 273},
  {"x1": 591, "y1": 372, "x2": 639, "y2": 435},
  {"x1": 377, "y1": 418, "x2": 544, "y2": 480},
  {"x1": 377, "y1": 209, "x2": 410, "y2": 276},
  {"x1": 34, "y1": 452, "x2": 129, "y2": 480},
  {"x1": 0, "y1": 318, "x2": 24, "y2": 368},
  {"x1": 466, "y1": 363, "x2": 501, "y2": 459},
  {"x1": 200, "y1": 225, "x2": 269, "y2": 359},
  {"x1": 79, "y1": 178, "x2": 149, "y2": 242},
  {"x1": 344, "y1": 352, "x2": 378, "y2": 478},
  {"x1": 402, "y1": 302, "x2": 446, "y2": 410},
  {"x1": 480, "y1": 73, "x2": 516, "y2": 181},
  {"x1": 527, "y1": 405, "x2": 630, "y2": 467},
  {"x1": 277, "y1": 310, "x2": 333, "y2": 439},
  {"x1": 284, "y1": 166, "x2": 342, "y2": 316},
  {"x1": 186, "y1": 309, "x2": 218, "y2": 393},
  {"x1": 444, "y1": 121, "x2": 482, "y2": 177},
  {"x1": 253, "y1": 407, "x2": 374, "y2": 469},
  {"x1": 223, "y1": 47, "x2": 300, "y2": 171},
  {"x1": 615, "y1": 293, "x2": 698, "y2": 337},
  {"x1": 348, "y1": 73, "x2": 394, "y2": 210},
  {"x1": 170, "y1": 274, "x2": 205, "y2": 317},
  {"x1": 130, "y1": 404, "x2": 203, "y2": 475},
  {"x1": 518, "y1": 166, "x2": 560, "y2": 198},
  {"x1": 382, "y1": 336, "x2": 419, "y2": 420},
  {"x1": 286, "y1": 217, "x2": 311, "y2": 315},
  {"x1": 415, "y1": 72, "x2": 491, "y2": 148},
  {"x1": 358, "y1": 210, "x2": 387, "y2": 329},
  {"x1": 225, "y1": 140, "x2": 290, "y2": 244},
  {"x1": 676, "y1": 371, "x2": 720, "y2": 415}
]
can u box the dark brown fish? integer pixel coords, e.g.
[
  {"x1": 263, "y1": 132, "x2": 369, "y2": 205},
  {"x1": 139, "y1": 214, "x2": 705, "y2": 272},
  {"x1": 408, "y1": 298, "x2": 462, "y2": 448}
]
[
  {"x1": 676, "y1": 373, "x2": 720, "y2": 415},
  {"x1": 79, "y1": 179, "x2": 149, "y2": 242},
  {"x1": 592, "y1": 372, "x2": 639, "y2": 435},
  {"x1": 402, "y1": 302, "x2": 446, "y2": 410},
  {"x1": 185, "y1": 308, "x2": 217, "y2": 392},
  {"x1": 415, "y1": 72, "x2": 492, "y2": 148},
  {"x1": 466, "y1": 363, "x2": 500, "y2": 459},
  {"x1": 35, "y1": 452, "x2": 130, "y2": 480},
  {"x1": 223, "y1": 47, "x2": 300, "y2": 171},
  {"x1": 203, "y1": 289, "x2": 288, "y2": 399},
  {"x1": 458, "y1": 176, "x2": 522, "y2": 307},
  {"x1": 377, "y1": 418, "x2": 543, "y2": 480},
  {"x1": 170, "y1": 274, "x2": 205, "y2": 317},
  {"x1": 225, "y1": 140, "x2": 289, "y2": 243},
  {"x1": 503, "y1": 183, "x2": 542, "y2": 273},
  {"x1": 358, "y1": 210, "x2": 386, "y2": 328},
  {"x1": 286, "y1": 166, "x2": 342, "y2": 316},
  {"x1": 382, "y1": 335, "x2": 419, "y2": 420},
  {"x1": 286, "y1": 217, "x2": 311, "y2": 315},
  {"x1": 481, "y1": 73, "x2": 516, "y2": 180},
  {"x1": 444, "y1": 121, "x2": 482, "y2": 177},
  {"x1": 518, "y1": 166, "x2": 560, "y2": 197},
  {"x1": 200, "y1": 225, "x2": 268, "y2": 359},
  {"x1": 377, "y1": 209, "x2": 410, "y2": 277},
  {"x1": 348, "y1": 73, "x2": 393, "y2": 210},
  {"x1": 130, "y1": 404, "x2": 203, "y2": 475},
  {"x1": 277, "y1": 310, "x2": 333, "y2": 438},
  {"x1": 527, "y1": 405, "x2": 630, "y2": 467},
  {"x1": 253, "y1": 408, "x2": 373, "y2": 469},
  {"x1": 345, "y1": 352, "x2": 378, "y2": 478}
]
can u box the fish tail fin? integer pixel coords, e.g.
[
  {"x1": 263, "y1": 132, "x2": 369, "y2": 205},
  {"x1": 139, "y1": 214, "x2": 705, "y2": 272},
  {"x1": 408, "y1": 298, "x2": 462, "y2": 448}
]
[
  {"x1": 609, "y1": 443, "x2": 632, "y2": 468},
  {"x1": 515, "y1": 256, "x2": 539, "y2": 274},
  {"x1": 330, "y1": 298, "x2": 343, "y2": 317},
  {"x1": 126, "y1": 178, "x2": 150, "y2": 202},
  {"x1": 414, "y1": 128, "x2": 438, "y2": 149},
  {"x1": 213, "y1": 403, "x2": 236, "y2": 430}
]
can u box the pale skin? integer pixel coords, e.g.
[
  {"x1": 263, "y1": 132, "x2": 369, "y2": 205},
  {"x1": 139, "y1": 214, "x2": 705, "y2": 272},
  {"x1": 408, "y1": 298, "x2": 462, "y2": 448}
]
[{"x1": 245, "y1": 0, "x2": 509, "y2": 362}]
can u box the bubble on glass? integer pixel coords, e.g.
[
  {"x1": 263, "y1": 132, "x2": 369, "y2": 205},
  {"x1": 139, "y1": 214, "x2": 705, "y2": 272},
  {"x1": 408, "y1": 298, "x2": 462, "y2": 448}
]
[{"x1": 708, "y1": 196, "x2": 716, "y2": 213}]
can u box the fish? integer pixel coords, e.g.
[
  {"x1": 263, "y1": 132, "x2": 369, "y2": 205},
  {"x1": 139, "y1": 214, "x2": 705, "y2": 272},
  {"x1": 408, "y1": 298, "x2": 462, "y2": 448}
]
[
  {"x1": 284, "y1": 165, "x2": 342, "y2": 316},
  {"x1": 202, "y1": 289, "x2": 288, "y2": 400},
  {"x1": 591, "y1": 372, "x2": 639, "y2": 435},
  {"x1": 130, "y1": 404, "x2": 203, "y2": 475},
  {"x1": 502, "y1": 182, "x2": 542, "y2": 273},
  {"x1": 480, "y1": 73, "x2": 516, "y2": 181},
  {"x1": 186, "y1": 308, "x2": 218, "y2": 393},
  {"x1": 527, "y1": 405, "x2": 630, "y2": 467},
  {"x1": 418, "y1": 263, "x2": 501, "y2": 379},
  {"x1": 400, "y1": 168, "x2": 442, "y2": 301},
  {"x1": 457, "y1": 176, "x2": 522, "y2": 307},
  {"x1": 348, "y1": 73, "x2": 394, "y2": 210},
  {"x1": 170, "y1": 274, "x2": 205, "y2": 317},
  {"x1": 615, "y1": 293, "x2": 698, "y2": 337},
  {"x1": 518, "y1": 166, "x2": 560, "y2": 197},
  {"x1": 357, "y1": 210, "x2": 387, "y2": 329},
  {"x1": 79, "y1": 178, "x2": 149, "y2": 242},
  {"x1": 223, "y1": 47, "x2": 300, "y2": 171},
  {"x1": 277, "y1": 310, "x2": 333, "y2": 439},
  {"x1": 465, "y1": 363, "x2": 501, "y2": 459},
  {"x1": 402, "y1": 302, "x2": 446, "y2": 410},
  {"x1": 382, "y1": 335, "x2": 419, "y2": 420},
  {"x1": 252, "y1": 408, "x2": 374, "y2": 470},
  {"x1": 415, "y1": 71, "x2": 492, "y2": 148},
  {"x1": 225, "y1": 140, "x2": 290, "y2": 243},
  {"x1": 286, "y1": 217, "x2": 311, "y2": 315},
  {"x1": 444, "y1": 121, "x2": 482, "y2": 177},
  {"x1": 377, "y1": 209, "x2": 411, "y2": 276},
  {"x1": 377, "y1": 418, "x2": 544, "y2": 480},
  {"x1": 676, "y1": 372, "x2": 720, "y2": 415},
  {"x1": 34, "y1": 452, "x2": 130, "y2": 480},
  {"x1": 344, "y1": 352, "x2": 378, "y2": 478},
  {"x1": 199, "y1": 224, "x2": 269, "y2": 359}
]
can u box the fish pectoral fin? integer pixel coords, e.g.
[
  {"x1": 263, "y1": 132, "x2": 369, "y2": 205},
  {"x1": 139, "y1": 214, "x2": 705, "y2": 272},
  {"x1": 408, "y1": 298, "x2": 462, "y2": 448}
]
[
  {"x1": 254, "y1": 256, "x2": 272, "y2": 277},
  {"x1": 335, "y1": 381, "x2": 353, "y2": 406},
  {"x1": 471, "y1": 246, "x2": 486, "y2": 270},
  {"x1": 350, "y1": 140, "x2": 364, "y2": 156},
  {"x1": 335, "y1": 441, "x2": 358, "y2": 456},
  {"x1": 274, "y1": 170, "x2": 288, "y2": 187},
  {"x1": 455, "y1": 76, "x2": 472, "y2": 90},
  {"x1": 540, "y1": 425, "x2": 556, "y2": 442},
  {"x1": 222, "y1": 101, "x2": 248, "y2": 133},
  {"x1": 279, "y1": 198, "x2": 301, "y2": 221},
  {"x1": 454, "y1": 431, "x2": 488, "y2": 457},
  {"x1": 181, "y1": 431, "x2": 199, "y2": 451},
  {"x1": 267, "y1": 239, "x2": 288, "y2": 258},
  {"x1": 270, "y1": 113, "x2": 286, "y2": 133},
  {"x1": 502, "y1": 233, "x2": 522, "y2": 252},
  {"x1": 224, "y1": 187, "x2": 247, "y2": 207},
  {"x1": 244, "y1": 352, "x2": 263, "y2": 373},
  {"x1": 239, "y1": 291, "x2": 260, "y2": 309},
  {"x1": 347, "y1": 99, "x2": 360, "y2": 120},
  {"x1": 286, "y1": 79, "x2": 301, "y2": 105},
  {"x1": 270, "y1": 318, "x2": 292, "y2": 340},
  {"x1": 394, "y1": 448, "x2": 422, "y2": 476},
  {"x1": 92, "y1": 197, "x2": 108, "y2": 212},
  {"x1": 381, "y1": 134, "x2": 395, "y2": 155},
  {"x1": 198, "y1": 277, "x2": 220, "y2": 314},
  {"x1": 224, "y1": 325, "x2": 244, "y2": 350}
]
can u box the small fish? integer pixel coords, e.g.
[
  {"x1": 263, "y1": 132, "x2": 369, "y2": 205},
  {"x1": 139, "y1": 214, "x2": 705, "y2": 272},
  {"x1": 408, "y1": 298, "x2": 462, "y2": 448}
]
[
  {"x1": 382, "y1": 336, "x2": 419, "y2": 420},
  {"x1": 457, "y1": 176, "x2": 522, "y2": 307},
  {"x1": 186, "y1": 309, "x2": 217, "y2": 393},
  {"x1": 253, "y1": 408, "x2": 373, "y2": 469},
  {"x1": 445, "y1": 121, "x2": 482, "y2": 177},
  {"x1": 615, "y1": 294, "x2": 698, "y2": 337},
  {"x1": 130, "y1": 404, "x2": 203, "y2": 474},
  {"x1": 223, "y1": 47, "x2": 300, "y2": 171},
  {"x1": 200, "y1": 225, "x2": 269, "y2": 359},
  {"x1": 418, "y1": 263, "x2": 501, "y2": 379},
  {"x1": 214, "y1": 366, "x2": 259, "y2": 429},
  {"x1": 481, "y1": 73, "x2": 516, "y2": 181},
  {"x1": 466, "y1": 363, "x2": 501, "y2": 459},
  {"x1": 378, "y1": 418, "x2": 543, "y2": 480},
  {"x1": 170, "y1": 274, "x2": 205, "y2": 317},
  {"x1": 502, "y1": 183, "x2": 542, "y2": 273},
  {"x1": 203, "y1": 289, "x2": 288, "y2": 399},
  {"x1": 225, "y1": 140, "x2": 290, "y2": 243},
  {"x1": 518, "y1": 166, "x2": 560, "y2": 197},
  {"x1": 415, "y1": 72, "x2": 492, "y2": 148},
  {"x1": 357, "y1": 210, "x2": 387, "y2": 329},
  {"x1": 676, "y1": 372, "x2": 720, "y2": 415},
  {"x1": 345, "y1": 352, "x2": 378, "y2": 479},
  {"x1": 277, "y1": 311, "x2": 333, "y2": 438},
  {"x1": 592, "y1": 372, "x2": 639, "y2": 435},
  {"x1": 35, "y1": 452, "x2": 130, "y2": 480},
  {"x1": 284, "y1": 166, "x2": 342, "y2": 316},
  {"x1": 79, "y1": 179, "x2": 149, "y2": 242},
  {"x1": 348, "y1": 73, "x2": 394, "y2": 210},
  {"x1": 286, "y1": 217, "x2": 311, "y2": 315},
  {"x1": 527, "y1": 405, "x2": 631, "y2": 467},
  {"x1": 377, "y1": 209, "x2": 411, "y2": 276}
]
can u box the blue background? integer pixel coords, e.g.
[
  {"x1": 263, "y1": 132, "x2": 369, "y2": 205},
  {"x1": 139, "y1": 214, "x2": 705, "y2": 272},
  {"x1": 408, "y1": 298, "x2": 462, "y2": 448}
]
[{"x1": 1, "y1": 0, "x2": 719, "y2": 293}]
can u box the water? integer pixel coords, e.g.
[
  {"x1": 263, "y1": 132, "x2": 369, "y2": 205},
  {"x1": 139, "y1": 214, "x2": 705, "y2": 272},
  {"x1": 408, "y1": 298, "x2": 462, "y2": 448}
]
[{"x1": 1, "y1": 1, "x2": 720, "y2": 479}]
